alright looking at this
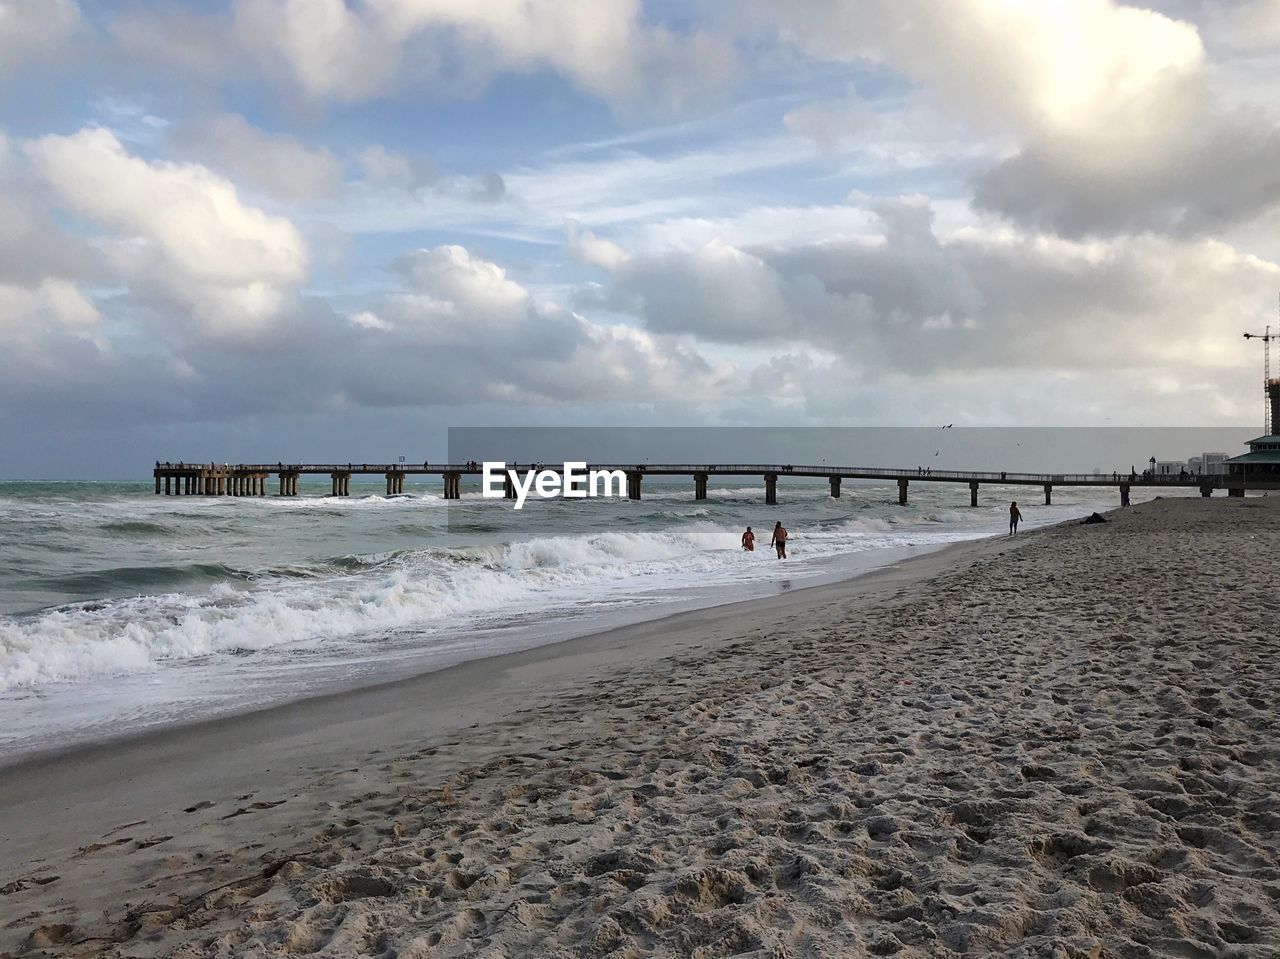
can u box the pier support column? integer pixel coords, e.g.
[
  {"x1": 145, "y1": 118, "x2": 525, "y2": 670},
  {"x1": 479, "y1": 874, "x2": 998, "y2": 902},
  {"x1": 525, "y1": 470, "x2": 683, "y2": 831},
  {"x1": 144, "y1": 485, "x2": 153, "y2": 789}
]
[
  {"x1": 504, "y1": 474, "x2": 516, "y2": 499},
  {"x1": 342, "y1": 474, "x2": 350, "y2": 496},
  {"x1": 1200, "y1": 483, "x2": 1212, "y2": 498},
  {"x1": 1119, "y1": 483, "x2": 1130, "y2": 506},
  {"x1": 829, "y1": 476, "x2": 841, "y2": 499},
  {"x1": 694, "y1": 472, "x2": 708, "y2": 500},
  {"x1": 626, "y1": 472, "x2": 642, "y2": 500},
  {"x1": 1228, "y1": 485, "x2": 1244, "y2": 498},
  {"x1": 396, "y1": 474, "x2": 404, "y2": 494},
  {"x1": 764, "y1": 473, "x2": 777, "y2": 505},
  {"x1": 155, "y1": 475, "x2": 161, "y2": 494},
  {"x1": 259, "y1": 475, "x2": 266, "y2": 496},
  {"x1": 442, "y1": 472, "x2": 461, "y2": 499},
  {"x1": 970, "y1": 481, "x2": 979, "y2": 507},
  {"x1": 1043, "y1": 483, "x2": 1052, "y2": 506},
  {"x1": 331, "y1": 474, "x2": 338, "y2": 497},
  {"x1": 386, "y1": 473, "x2": 393, "y2": 496},
  {"x1": 898, "y1": 478, "x2": 908, "y2": 506},
  {"x1": 165, "y1": 475, "x2": 172, "y2": 495}
]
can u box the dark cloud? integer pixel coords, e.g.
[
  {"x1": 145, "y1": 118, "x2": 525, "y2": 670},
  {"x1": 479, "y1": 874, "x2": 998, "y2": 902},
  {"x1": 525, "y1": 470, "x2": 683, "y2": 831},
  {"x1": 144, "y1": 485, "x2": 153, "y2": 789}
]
[{"x1": 973, "y1": 113, "x2": 1280, "y2": 237}]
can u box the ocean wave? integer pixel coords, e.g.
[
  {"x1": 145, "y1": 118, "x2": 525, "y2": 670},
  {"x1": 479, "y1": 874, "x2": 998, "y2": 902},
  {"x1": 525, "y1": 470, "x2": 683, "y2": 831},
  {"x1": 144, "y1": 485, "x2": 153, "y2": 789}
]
[
  {"x1": 99, "y1": 520, "x2": 178, "y2": 536},
  {"x1": 0, "y1": 524, "x2": 743, "y2": 692}
]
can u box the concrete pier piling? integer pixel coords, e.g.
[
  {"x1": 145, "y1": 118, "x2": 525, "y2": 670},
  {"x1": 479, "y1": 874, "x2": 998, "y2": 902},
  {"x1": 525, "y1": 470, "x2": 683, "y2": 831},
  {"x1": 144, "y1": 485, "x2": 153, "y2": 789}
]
[
  {"x1": 626, "y1": 472, "x2": 642, "y2": 500},
  {"x1": 829, "y1": 476, "x2": 840, "y2": 498},
  {"x1": 695, "y1": 472, "x2": 708, "y2": 500},
  {"x1": 969, "y1": 481, "x2": 979, "y2": 507},
  {"x1": 764, "y1": 472, "x2": 777, "y2": 506},
  {"x1": 442, "y1": 472, "x2": 461, "y2": 499},
  {"x1": 898, "y1": 478, "x2": 909, "y2": 506}
]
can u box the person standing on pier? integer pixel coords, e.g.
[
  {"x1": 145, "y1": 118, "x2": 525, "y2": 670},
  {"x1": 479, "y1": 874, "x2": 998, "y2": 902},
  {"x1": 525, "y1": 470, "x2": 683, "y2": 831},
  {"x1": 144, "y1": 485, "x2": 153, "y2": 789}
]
[
  {"x1": 771, "y1": 521, "x2": 788, "y2": 559},
  {"x1": 1009, "y1": 501, "x2": 1022, "y2": 535},
  {"x1": 742, "y1": 527, "x2": 755, "y2": 552}
]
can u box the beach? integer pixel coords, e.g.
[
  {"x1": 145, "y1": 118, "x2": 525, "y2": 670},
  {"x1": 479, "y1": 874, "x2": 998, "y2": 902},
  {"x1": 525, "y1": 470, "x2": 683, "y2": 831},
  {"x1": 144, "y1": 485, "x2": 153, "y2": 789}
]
[{"x1": 2, "y1": 496, "x2": 1277, "y2": 957}]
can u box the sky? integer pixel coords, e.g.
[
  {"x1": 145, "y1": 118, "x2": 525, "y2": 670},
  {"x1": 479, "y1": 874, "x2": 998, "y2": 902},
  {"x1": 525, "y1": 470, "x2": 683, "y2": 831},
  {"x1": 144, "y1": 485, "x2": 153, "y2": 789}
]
[{"x1": 2, "y1": 0, "x2": 1280, "y2": 477}]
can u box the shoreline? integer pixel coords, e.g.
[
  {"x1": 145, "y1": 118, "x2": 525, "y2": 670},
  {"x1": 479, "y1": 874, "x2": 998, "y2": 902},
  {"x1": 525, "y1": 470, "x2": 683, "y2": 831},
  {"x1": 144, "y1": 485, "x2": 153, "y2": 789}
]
[
  {"x1": 4, "y1": 497, "x2": 1276, "y2": 956},
  {"x1": 0, "y1": 536, "x2": 978, "y2": 768}
]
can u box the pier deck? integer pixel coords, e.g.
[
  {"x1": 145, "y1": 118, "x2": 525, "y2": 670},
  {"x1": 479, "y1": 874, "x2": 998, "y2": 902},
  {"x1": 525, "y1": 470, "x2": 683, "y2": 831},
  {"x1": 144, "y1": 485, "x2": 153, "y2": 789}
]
[{"x1": 152, "y1": 462, "x2": 1264, "y2": 504}]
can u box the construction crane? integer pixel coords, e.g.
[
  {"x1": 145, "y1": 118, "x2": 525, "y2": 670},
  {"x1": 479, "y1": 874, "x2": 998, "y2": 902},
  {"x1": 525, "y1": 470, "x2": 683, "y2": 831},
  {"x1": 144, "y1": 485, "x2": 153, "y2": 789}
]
[{"x1": 1243, "y1": 293, "x2": 1279, "y2": 433}]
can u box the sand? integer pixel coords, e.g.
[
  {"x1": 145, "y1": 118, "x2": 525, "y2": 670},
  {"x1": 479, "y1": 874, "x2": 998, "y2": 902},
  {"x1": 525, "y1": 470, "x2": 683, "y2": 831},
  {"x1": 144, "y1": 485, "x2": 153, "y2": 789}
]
[{"x1": 2, "y1": 496, "x2": 1278, "y2": 957}]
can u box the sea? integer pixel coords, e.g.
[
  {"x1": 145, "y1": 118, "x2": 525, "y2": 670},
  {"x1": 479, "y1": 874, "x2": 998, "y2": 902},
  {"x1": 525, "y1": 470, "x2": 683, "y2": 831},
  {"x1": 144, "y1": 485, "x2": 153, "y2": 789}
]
[{"x1": 0, "y1": 476, "x2": 1178, "y2": 761}]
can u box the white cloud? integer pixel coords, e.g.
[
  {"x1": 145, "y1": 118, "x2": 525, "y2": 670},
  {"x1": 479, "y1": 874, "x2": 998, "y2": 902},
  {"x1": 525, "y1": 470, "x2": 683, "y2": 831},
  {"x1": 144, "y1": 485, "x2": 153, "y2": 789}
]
[
  {"x1": 25, "y1": 127, "x2": 308, "y2": 335},
  {"x1": 174, "y1": 113, "x2": 343, "y2": 201},
  {"x1": 759, "y1": 0, "x2": 1280, "y2": 237},
  {"x1": 230, "y1": 0, "x2": 736, "y2": 110},
  {"x1": 394, "y1": 244, "x2": 531, "y2": 322},
  {"x1": 566, "y1": 220, "x2": 631, "y2": 270},
  {"x1": 0, "y1": 278, "x2": 99, "y2": 332},
  {"x1": 765, "y1": 0, "x2": 1206, "y2": 162},
  {"x1": 0, "y1": 0, "x2": 81, "y2": 80}
]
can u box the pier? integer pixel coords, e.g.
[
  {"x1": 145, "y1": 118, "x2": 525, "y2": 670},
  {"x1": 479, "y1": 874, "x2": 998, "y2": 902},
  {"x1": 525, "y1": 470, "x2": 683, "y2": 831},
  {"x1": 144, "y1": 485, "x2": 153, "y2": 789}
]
[{"x1": 151, "y1": 462, "x2": 1266, "y2": 505}]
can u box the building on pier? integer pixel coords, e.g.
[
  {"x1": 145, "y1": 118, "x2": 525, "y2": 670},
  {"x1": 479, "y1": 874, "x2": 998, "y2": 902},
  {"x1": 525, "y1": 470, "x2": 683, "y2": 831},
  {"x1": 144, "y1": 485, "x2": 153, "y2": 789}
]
[{"x1": 1225, "y1": 436, "x2": 1280, "y2": 490}]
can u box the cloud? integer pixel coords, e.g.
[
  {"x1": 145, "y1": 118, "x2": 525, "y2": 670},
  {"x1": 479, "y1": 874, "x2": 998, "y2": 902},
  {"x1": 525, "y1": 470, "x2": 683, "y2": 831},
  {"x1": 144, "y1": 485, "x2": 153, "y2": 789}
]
[
  {"x1": 759, "y1": 0, "x2": 1280, "y2": 237},
  {"x1": 229, "y1": 0, "x2": 736, "y2": 111},
  {"x1": 575, "y1": 199, "x2": 1280, "y2": 378},
  {"x1": 173, "y1": 113, "x2": 344, "y2": 201},
  {"x1": 971, "y1": 112, "x2": 1280, "y2": 236},
  {"x1": 783, "y1": 94, "x2": 880, "y2": 150},
  {"x1": 25, "y1": 127, "x2": 309, "y2": 335},
  {"x1": 357, "y1": 145, "x2": 437, "y2": 191},
  {"x1": 0, "y1": 0, "x2": 81, "y2": 81},
  {"x1": 0, "y1": 279, "x2": 99, "y2": 333},
  {"x1": 765, "y1": 0, "x2": 1206, "y2": 157},
  {"x1": 1207, "y1": 0, "x2": 1280, "y2": 51},
  {"x1": 566, "y1": 220, "x2": 631, "y2": 270}
]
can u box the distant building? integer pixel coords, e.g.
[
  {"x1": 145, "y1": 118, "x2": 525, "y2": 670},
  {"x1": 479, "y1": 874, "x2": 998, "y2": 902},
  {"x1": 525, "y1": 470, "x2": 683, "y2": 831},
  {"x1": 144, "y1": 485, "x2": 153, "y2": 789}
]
[
  {"x1": 1153, "y1": 460, "x2": 1187, "y2": 476},
  {"x1": 1201, "y1": 453, "x2": 1229, "y2": 476},
  {"x1": 1186, "y1": 453, "x2": 1227, "y2": 476}
]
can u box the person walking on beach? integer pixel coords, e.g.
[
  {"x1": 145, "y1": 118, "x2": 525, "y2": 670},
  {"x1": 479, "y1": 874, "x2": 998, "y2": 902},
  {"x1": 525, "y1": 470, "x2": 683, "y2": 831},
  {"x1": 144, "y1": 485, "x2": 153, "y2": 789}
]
[
  {"x1": 1009, "y1": 501, "x2": 1022, "y2": 535},
  {"x1": 741, "y1": 526, "x2": 755, "y2": 552},
  {"x1": 770, "y1": 521, "x2": 788, "y2": 558}
]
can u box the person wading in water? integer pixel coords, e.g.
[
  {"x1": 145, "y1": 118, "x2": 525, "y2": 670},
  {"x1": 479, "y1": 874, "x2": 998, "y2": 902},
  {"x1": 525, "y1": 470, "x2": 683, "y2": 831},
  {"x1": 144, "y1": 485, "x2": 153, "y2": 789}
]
[
  {"x1": 1009, "y1": 501, "x2": 1022, "y2": 535},
  {"x1": 741, "y1": 527, "x2": 755, "y2": 552},
  {"x1": 770, "y1": 521, "x2": 788, "y2": 558}
]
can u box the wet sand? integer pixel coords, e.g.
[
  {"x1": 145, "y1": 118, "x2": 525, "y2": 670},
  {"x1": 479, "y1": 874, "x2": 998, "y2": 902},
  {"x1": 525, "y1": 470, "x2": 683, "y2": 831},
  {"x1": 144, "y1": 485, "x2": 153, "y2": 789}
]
[{"x1": 2, "y1": 496, "x2": 1277, "y2": 957}]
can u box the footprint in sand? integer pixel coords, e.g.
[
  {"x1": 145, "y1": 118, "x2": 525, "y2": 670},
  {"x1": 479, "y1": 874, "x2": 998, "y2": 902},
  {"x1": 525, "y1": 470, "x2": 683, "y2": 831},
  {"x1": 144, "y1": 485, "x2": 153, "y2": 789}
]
[{"x1": 220, "y1": 800, "x2": 287, "y2": 820}]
